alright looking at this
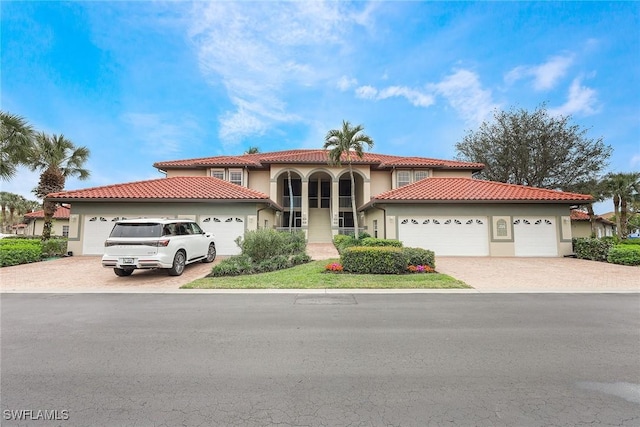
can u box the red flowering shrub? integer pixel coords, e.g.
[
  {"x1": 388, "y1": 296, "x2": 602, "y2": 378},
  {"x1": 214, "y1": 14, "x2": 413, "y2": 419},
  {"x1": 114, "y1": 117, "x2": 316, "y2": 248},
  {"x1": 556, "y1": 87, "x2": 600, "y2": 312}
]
[{"x1": 325, "y1": 262, "x2": 344, "y2": 272}]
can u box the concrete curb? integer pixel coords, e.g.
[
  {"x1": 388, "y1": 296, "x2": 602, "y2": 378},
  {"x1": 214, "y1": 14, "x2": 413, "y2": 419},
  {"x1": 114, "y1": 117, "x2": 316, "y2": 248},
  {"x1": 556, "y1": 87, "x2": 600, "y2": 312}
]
[{"x1": 2, "y1": 289, "x2": 639, "y2": 294}]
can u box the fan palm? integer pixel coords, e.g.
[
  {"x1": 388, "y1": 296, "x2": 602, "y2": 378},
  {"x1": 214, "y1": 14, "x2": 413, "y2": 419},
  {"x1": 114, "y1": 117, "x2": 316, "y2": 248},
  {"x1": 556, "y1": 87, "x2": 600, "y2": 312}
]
[
  {"x1": 323, "y1": 121, "x2": 374, "y2": 239},
  {"x1": 31, "y1": 133, "x2": 90, "y2": 240},
  {"x1": 0, "y1": 112, "x2": 35, "y2": 180},
  {"x1": 604, "y1": 172, "x2": 640, "y2": 238}
]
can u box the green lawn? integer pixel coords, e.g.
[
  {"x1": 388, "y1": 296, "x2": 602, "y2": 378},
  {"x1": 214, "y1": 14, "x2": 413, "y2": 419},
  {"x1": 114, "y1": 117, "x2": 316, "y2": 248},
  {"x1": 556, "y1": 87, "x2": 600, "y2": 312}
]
[{"x1": 182, "y1": 259, "x2": 470, "y2": 289}]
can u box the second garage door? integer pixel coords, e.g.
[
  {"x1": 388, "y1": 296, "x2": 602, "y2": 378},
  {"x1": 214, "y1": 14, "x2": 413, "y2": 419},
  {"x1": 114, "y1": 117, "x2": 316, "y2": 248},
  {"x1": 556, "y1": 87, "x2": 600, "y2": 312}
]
[
  {"x1": 398, "y1": 216, "x2": 489, "y2": 256},
  {"x1": 513, "y1": 217, "x2": 558, "y2": 256},
  {"x1": 199, "y1": 216, "x2": 245, "y2": 256}
]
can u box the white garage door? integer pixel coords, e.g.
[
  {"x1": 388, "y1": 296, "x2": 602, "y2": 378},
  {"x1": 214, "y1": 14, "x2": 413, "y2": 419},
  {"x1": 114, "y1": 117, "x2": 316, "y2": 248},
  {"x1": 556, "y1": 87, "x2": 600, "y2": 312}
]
[
  {"x1": 398, "y1": 216, "x2": 489, "y2": 256},
  {"x1": 513, "y1": 217, "x2": 558, "y2": 257},
  {"x1": 82, "y1": 215, "x2": 170, "y2": 255},
  {"x1": 199, "y1": 216, "x2": 245, "y2": 256},
  {"x1": 82, "y1": 216, "x2": 118, "y2": 255}
]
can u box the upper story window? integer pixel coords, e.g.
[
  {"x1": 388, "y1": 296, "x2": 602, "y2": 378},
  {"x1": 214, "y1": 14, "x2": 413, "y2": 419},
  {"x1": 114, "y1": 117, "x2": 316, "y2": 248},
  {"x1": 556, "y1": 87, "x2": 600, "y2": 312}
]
[
  {"x1": 397, "y1": 170, "x2": 411, "y2": 187},
  {"x1": 211, "y1": 170, "x2": 225, "y2": 180},
  {"x1": 414, "y1": 170, "x2": 429, "y2": 181},
  {"x1": 229, "y1": 169, "x2": 243, "y2": 186}
]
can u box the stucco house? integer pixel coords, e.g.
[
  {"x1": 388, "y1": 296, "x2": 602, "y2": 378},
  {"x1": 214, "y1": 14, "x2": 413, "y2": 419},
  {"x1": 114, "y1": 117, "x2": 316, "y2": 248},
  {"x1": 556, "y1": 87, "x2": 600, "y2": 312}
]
[
  {"x1": 22, "y1": 205, "x2": 71, "y2": 237},
  {"x1": 570, "y1": 209, "x2": 616, "y2": 238},
  {"x1": 46, "y1": 149, "x2": 592, "y2": 257}
]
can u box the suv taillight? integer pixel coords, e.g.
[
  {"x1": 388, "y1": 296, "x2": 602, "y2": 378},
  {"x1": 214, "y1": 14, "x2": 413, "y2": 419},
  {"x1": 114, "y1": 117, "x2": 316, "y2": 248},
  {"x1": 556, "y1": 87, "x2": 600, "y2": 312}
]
[{"x1": 146, "y1": 239, "x2": 170, "y2": 247}]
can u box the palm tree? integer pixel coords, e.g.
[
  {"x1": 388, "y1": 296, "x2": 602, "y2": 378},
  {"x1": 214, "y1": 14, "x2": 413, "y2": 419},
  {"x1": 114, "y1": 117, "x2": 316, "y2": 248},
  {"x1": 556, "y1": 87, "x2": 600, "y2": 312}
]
[
  {"x1": 1, "y1": 111, "x2": 35, "y2": 180},
  {"x1": 0, "y1": 191, "x2": 10, "y2": 232},
  {"x1": 31, "y1": 133, "x2": 90, "y2": 240},
  {"x1": 244, "y1": 146, "x2": 260, "y2": 154},
  {"x1": 566, "y1": 179, "x2": 607, "y2": 238},
  {"x1": 6, "y1": 193, "x2": 26, "y2": 227},
  {"x1": 604, "y1": 172, "x2": 640, "y2": 238},
  {"x1": 323, "y1": 120, "x2": 374, "y2": 239}
]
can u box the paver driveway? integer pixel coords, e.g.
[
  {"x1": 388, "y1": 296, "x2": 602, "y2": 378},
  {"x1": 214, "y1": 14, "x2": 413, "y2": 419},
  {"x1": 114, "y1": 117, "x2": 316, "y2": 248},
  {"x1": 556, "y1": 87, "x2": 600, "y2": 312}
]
[{"x1": 0, "y1": 255, "x2": 638, "y2": 292}]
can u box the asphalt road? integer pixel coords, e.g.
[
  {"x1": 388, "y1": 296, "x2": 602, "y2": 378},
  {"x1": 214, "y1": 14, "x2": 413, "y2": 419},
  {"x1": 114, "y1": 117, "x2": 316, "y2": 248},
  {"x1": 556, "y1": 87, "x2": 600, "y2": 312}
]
[{"x1": 1, "y1": 294, "x2": 639, "y2": 427}]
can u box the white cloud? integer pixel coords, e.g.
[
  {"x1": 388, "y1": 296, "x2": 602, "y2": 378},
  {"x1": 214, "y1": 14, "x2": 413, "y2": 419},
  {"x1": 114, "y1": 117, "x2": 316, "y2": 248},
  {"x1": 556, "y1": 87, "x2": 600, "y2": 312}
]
[
  {"x1": 354, "y1": 85, "x2": 434, "y2": 107},
  {"x1": 430, "y1": 69, "x2": 500, "y2": 125},
  {"x1": 337, "y1": 76, "x2": 358, "y2": 92},
  {"x1": 187, "y1": 1, "x2": 373, "y2": 144},
  {"x1": 505, "y1": 54, "x2": 574, "y2": 90},
  {"x1": 629, "y1": 154, "x2": 640, "y2": 168},
  {"x1": 355, "y1": 85, "x2": 379, "y2": 100},
  {"x1": 123, "y1": 113, "x2": 201, "y2": 155},
  {"x1": 548, "y1": 77, "x2": 599, "y2": 116}
]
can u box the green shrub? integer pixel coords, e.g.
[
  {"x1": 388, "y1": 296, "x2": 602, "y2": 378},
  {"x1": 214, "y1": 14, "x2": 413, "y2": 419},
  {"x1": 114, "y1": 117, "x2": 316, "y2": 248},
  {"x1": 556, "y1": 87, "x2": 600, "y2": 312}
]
[
  {"x1": 359, "y1": 237, "x2": 403, "y2": 248},
  {"x1": 0, "y1": 241, "x2": 42, "y2": 267},
  {"x1": 607, "y1": 245, "x2": 640, "y2": 266},
  {"x1": 341, "y1": 246, "x2": 407, "y2": 274},
  {"x1": 208, "y1": 255, "x2": 254, "y2": 277},
  {"x1": 237, "y1": 229, "x2": 306, "y2": 263},
  {"x1": 291, "y1": 253, "x2": 312, "y2": 266},
  {"x1": 619, "y1": 238, "x2": 640, "y2": 246},
  {"x1": 41, "y1": 238, "x2": 68, "y2": 257},
  {"x1": 333, "y1": 234, "x2": 357, "y2": 254},
  {"x1": 573, "y1": 238, "x2": 615, "y2": 262},
  {"x1": 0, "y1": 238, "x2": 40, "y2": 247},
  {"x1": 401, "y1": 247, "x2": 436, "y2": 269}
]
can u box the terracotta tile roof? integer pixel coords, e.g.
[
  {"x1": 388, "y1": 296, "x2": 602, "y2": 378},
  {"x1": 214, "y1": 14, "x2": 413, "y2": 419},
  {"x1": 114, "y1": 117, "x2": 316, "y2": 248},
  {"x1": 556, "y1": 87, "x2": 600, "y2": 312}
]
[
  {"x1": 45, "y1": 176, "x2": 279, "y2": 206},
  {"x1": 24, "y1": 205, "x2": 71, "y2": 219},
  {"x1": 154, "y1": 149, "x2": 484, "y2": 170},
  {"x1": 367, "y1": 177, "x2": 593, "y2": 204},
  {"x1": 570, "y1": 209, "x2": 615, "y2": 225}
]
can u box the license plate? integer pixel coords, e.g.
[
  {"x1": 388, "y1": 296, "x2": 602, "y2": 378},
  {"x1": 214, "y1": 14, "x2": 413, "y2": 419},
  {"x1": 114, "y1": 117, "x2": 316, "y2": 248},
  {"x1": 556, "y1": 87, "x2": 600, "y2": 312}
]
[{"x1": 122, "y1": 258, "x2": 134, "y2": 264}]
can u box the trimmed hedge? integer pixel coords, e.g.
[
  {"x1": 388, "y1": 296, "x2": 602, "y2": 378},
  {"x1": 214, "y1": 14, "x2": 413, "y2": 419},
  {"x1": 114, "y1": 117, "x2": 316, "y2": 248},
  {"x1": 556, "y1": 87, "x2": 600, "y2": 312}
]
[
  {"x1": 341, "y1": 246, "x2": 407, "y2": 274},
  {"x1": 359, "y1": 237, "x2": 403, "y2": 248},
  {"x1": 573, "y1": 238, "x2": 615, "y2": 262},
  {"x1": 619, "y1": 238, "x2": 640, "y2": 246},
  {"x1": 333, "y1": 234, "x2": 357, "y2": 254},
  {"x1": 401, "y1": 247, "x2": 436, "y2": 269},
  {"x1": 607, "y1": 245, "x2": 640, "y2": 266},
  {"x1": 0, "y1": 240, "x2": 42, "y2": 267},
  {"x1": 41, "y1": 238, "x2": 68, "y2": 257}
]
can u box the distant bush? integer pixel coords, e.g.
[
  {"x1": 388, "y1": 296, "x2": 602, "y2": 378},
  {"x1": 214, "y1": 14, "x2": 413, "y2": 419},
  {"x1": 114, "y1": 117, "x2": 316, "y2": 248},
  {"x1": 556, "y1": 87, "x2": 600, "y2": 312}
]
[
  {"x1": 573, "y1": 238, "x2": 615, "y2": 262},
  {"x1": 359, "y1": 237, "x2": 403, "y2": 248},
  {"x1": 607, "y1": 245, "x2": 640, "y2": 266},
  {"x1": 401, "y1": 247, "x2": 436, "y2": 269},
  {"x1": 341, "y1": 246, "x2": 407, "y2": 274},
  {"x1": 618, "y1": 238, "x2": 640, "y2": 246},
  {"x1": 41, "y1": 238, "x2": 68, "y2": 258}
]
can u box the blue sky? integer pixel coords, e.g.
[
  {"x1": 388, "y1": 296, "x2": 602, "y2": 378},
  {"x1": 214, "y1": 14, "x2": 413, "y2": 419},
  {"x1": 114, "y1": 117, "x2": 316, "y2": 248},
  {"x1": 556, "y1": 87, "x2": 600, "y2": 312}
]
[{"x1": 2, "y1": 1, "x2": 639, "y2": 213}]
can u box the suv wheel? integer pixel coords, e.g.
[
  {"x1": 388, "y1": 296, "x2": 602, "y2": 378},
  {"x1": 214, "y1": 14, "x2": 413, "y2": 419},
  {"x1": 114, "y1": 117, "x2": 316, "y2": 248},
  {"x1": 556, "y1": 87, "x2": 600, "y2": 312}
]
[
  {"x1": 203, "y1": 243, "x2": 216, "y2": 263},
  {"x1": 168, "y1": 250, "x2": 186, "y2": 276},
  {"x1": 114, "y1": 268, "x2": 133, "y2": 277}
]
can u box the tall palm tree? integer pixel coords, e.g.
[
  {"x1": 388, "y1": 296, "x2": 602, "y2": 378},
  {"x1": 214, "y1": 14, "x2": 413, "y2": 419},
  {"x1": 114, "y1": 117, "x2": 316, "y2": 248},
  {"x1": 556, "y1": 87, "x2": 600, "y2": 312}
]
[
  {"x1": 31, "y1": 133, "x2": 90, "y2": 240},
  {"x1": 323, "y1": 120, "x2": 374, "y2": 239},
  {"x1": 0, "y1": 191, "x2": 10, "y2": 232},
  {"x1": 6, "y1": 193, "x2": 26, "y2": 227},
  {"x1": 604, "y1": 172, "x2": 640, "y2": 238},
  {"x1": 0, "y1": 111, "x2": 35, "y2": 180}
]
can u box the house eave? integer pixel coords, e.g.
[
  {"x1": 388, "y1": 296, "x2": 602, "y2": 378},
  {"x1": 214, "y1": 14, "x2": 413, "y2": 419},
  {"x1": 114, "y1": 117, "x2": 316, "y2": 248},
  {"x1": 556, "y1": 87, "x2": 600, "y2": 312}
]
[{"x1": 359, "y1": 198, "x2": 592, "y2": 211}]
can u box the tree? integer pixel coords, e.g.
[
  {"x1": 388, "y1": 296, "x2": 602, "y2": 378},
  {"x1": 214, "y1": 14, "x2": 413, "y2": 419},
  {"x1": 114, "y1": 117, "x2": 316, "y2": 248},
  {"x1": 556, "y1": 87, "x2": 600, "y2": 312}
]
[
  {"x1": 31, "y1": 133, "x2": 90, "y2": 240},
  {"x1": 570, "y1": 179, "x2": 608, "y2": 237},
  {"x1": 455, "y1": 105, "x2": 612, "y2": 190},
  {"x1": 244, "y1": 146, "x2": 260, "y2": 154},
  {"x1": 603, "y1": 172, "x2": 640, "y2": 238},
  {"x1": 1, "y1": 111, "x2": 35, "y2": 180},
  {"x1": 323, "y1": 120, "x2": 374, "y2": 239}
]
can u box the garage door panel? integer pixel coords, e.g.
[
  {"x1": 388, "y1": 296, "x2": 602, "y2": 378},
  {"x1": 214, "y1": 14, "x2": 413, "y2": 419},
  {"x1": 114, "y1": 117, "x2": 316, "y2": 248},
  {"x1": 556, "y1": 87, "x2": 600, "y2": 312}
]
[
  {"x1": 399, "y1": 216, "x2": 489, "y2": 256},
  {"x1": 513, "y1": 217, "x2": 557, "y2": 257},
  {"x1": 82, "y1": 215, "x2": 171, "y2": 255},
  {"x1": 199, "y1": 216, "x2": 245, "y2": 256}
]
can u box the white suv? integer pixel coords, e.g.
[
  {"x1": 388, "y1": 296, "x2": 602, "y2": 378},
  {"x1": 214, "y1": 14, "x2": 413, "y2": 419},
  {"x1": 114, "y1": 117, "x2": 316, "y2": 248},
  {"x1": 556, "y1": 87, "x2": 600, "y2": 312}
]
[{"x1": 101, "y1": 218, "x2": 216, "y2": 277}]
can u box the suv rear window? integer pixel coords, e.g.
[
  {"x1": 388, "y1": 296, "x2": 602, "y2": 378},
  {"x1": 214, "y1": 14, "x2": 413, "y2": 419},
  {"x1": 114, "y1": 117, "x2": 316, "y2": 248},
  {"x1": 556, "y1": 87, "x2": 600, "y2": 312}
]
[{"x1": 109, "y1": 223, "x2": 163, "y2": 238}]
